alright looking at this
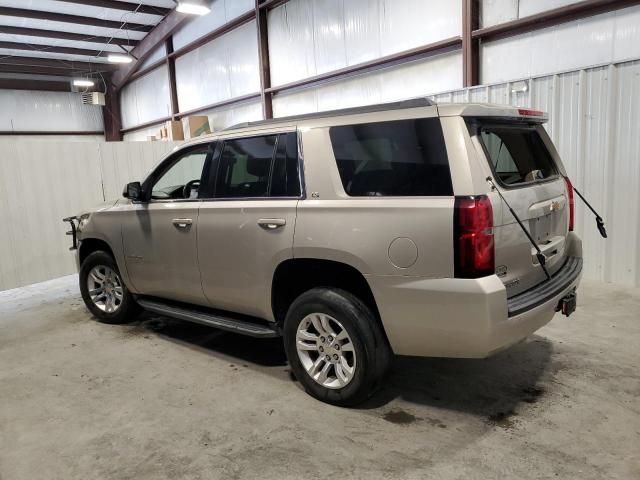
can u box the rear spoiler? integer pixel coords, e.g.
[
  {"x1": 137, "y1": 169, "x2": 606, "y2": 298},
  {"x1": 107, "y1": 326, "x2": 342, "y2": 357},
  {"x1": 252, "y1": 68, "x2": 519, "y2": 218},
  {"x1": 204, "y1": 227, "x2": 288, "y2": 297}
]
[{"x1": 437, "y1": 103, "x2": 548, "y2": 123}]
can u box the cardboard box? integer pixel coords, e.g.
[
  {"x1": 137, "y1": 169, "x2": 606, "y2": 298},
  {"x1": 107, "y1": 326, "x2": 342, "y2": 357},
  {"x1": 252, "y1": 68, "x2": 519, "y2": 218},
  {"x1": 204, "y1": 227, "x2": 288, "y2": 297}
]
[
  {"x1": 186, "y1": 115, "x2": 211, "y2": 139},
  {"x1": 165, "y1": 120, "x2": 184, "y2": 141}
]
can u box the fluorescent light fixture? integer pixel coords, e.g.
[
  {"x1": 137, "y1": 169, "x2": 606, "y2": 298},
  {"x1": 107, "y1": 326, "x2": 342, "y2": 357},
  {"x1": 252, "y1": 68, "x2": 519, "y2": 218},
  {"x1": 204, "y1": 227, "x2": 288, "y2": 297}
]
[
  {"x1": 107, "y1": 53, "x2": 133, "y2": 64},
  {"x1": 511, "y1": 80, "x2": 529, "y2": 94},
  {"x1": 176, "y1": 0, "x2": 211, "y2": 15},
  {"x1": 73, "y1": 78, "x2": 95, "y2": 87}
]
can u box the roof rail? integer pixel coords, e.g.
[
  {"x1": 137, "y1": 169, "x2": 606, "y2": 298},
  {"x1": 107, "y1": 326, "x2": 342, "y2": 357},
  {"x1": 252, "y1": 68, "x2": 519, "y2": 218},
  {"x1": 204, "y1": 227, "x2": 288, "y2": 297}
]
[{"x1": 224, "y1": 97, "x2": 436, "y2": 131}]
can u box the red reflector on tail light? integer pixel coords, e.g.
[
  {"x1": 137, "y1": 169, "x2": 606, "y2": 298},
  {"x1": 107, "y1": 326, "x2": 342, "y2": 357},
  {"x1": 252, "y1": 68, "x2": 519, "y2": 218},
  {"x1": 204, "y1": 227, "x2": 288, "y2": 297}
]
[
  {"x1": 518, "y1": 108, "x2": 544, "y2": 117},
  {"x1": 564, "y1": 177, "x2": 575, "y2": 231},
  {"x1": 454, "y1": 195, "x2": 495, "y2": 278}
]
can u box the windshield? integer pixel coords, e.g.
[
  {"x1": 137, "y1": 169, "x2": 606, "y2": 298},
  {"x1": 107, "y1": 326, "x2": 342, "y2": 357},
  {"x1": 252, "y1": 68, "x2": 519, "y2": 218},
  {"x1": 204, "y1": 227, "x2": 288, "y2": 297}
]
[{"x1": 477, "y1": 124, "x2": 558, "y2": 187}]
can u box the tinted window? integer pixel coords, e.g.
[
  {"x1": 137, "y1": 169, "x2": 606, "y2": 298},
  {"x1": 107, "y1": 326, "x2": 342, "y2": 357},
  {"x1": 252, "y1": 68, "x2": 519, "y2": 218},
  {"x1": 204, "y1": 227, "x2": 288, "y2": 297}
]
[
  {"x1": 270, "y1": 133, "x2": 301, "y2": 197},
  {"x1": 215, "y1": 135, "x2": 277, "y2": 198},
  {"x1": 479, "y1": 126, "x2": 557, "y2": 186},
  {"x1": 151, "y1": 148, "x2": 208, "y2": 200},
  {"x1": 329, "y1": 119, "x2": 452, "y2": 197}
]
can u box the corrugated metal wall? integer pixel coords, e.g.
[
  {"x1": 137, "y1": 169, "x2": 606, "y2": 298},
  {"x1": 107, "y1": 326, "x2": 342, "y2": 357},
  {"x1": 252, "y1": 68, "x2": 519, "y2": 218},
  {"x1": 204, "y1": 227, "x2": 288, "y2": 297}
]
[
  {"x1": 0, "y1": 90, "x2": 104, "y2": 132},
  {"x1": 430, "y1": 60, "x2": 640, "y2": 287},
  {"x1": 0, "y1": 140, "x2": 178, "y2": 291}
]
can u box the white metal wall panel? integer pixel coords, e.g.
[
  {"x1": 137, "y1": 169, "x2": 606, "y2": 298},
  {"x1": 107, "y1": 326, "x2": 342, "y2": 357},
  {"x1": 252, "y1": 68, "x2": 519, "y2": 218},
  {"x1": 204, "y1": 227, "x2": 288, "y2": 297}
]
[
  {"x1": 0, "y1": 139, "x2": 178, "y2": 291},
  {"x1": 198, "y1": 100, "x2": 263, "y2": 131},
  {"x1": 481, "y1": 0, "x2": 583, "y2": 27},
  {"x1": 120, "y1": 65, "x2": 171, "y2": 129},
  {"x1": 481, "y1": 6, "x2": 640, "y2": 84},
  {"x1": 431, "y1": 59, "x2": 640, "y2": 286},
  {"x1": 268, "y1": 0, "x2": 461, "y2": 87},
  {"x1": 0, "y1": 90, "x2": 103, "y2": 132},
  {"x1": 0, "y1": 139, "x2": 102, "y2": 291},
  {"x1": 6, "y1": 135, "x2": 105, "y2": 142},
  {"x1": 172, "y1": 0, "x2": 255, "y2": 50},
  {"x1": 273, "y1": 52, "x2": 462, "y2": 117},
  {"x1": 137, "y1": 43, "x2": 166, "y2": 70},
  {"x1": 175, "y1": 20, "x2": 260, "y2": 113},
  {"x1": 122, "y1": 123, "x2": 165, "y2": 141},
  {"x1": 98, "y1": 142, "x2": 179, "y2": 201}
]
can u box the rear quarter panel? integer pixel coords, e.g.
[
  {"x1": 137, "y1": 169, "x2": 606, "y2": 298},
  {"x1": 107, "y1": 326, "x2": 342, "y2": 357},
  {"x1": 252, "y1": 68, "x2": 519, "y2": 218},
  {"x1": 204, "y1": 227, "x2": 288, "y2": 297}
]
[{"x1": 294, "y1": 125, "x2": 454, "y2": 278}]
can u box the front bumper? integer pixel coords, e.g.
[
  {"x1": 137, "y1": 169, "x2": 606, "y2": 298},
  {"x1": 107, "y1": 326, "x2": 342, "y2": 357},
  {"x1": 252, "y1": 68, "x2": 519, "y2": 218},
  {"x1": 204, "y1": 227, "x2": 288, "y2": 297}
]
[{"x1": 366, "y1": 254, "x2": 582, "y2": 359}]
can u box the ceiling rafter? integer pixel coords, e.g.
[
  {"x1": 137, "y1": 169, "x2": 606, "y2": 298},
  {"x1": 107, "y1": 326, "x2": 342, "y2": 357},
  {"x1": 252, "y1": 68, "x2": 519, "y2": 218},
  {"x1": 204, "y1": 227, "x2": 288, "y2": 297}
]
[
  {"x1": 111, "y1": 9, "x2": 189, "y2": 88},
  {"x1": 0, "y1": 6, "x2": 153, "y2": 32},
  {"x1": 0, "y1": 40, "x2": 107, "y2": 58},
  {"x1": 54, "y1": 0, "x2": 172, "y2": 16},
  {"x1": 0, "y1": 54, "x2": 117, "y2": 73},
  {"x1": 0, "y1": 26, "x2": 139, "y2": 47}
]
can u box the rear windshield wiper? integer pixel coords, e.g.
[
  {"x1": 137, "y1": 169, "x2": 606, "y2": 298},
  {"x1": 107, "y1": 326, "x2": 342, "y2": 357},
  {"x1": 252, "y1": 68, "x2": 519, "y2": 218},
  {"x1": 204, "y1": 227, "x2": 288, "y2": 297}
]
[{"x1": 486, "y1": 176, "x2": 552, "y2": 281}]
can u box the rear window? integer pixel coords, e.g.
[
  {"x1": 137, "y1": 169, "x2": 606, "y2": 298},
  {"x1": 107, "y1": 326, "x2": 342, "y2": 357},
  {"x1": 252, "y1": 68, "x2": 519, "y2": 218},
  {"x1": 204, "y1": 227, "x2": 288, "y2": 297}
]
[
  {"x1": 477, "y1": 125, "x2": 558, "y2": 187},
  {"x1": 329, "y1": 118, "x2": 453, "y2": 197}
]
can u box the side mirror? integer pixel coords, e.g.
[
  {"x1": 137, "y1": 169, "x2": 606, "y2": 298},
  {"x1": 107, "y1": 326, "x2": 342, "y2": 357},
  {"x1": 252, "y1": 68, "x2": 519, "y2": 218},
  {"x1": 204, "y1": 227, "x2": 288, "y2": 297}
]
[{"x1": 123, "y1": 181, "x2": 143, "y2": 201}]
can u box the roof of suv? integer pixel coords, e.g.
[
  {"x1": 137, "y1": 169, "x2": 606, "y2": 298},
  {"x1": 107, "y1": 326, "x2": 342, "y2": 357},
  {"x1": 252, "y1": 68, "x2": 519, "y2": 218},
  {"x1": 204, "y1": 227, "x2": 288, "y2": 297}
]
[{"x1": 182, "y1": 99, "x2": 548, "y2": 146}]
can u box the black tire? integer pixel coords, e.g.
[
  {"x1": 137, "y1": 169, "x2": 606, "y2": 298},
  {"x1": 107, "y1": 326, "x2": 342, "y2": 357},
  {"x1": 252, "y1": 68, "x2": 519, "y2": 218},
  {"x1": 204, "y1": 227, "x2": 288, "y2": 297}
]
[
  {"x1": 283, "y1": 288, "x2": 391, "y2": 407},
  {"x1": 79, "y1": 250, "x2": 139, "y2": 324}
]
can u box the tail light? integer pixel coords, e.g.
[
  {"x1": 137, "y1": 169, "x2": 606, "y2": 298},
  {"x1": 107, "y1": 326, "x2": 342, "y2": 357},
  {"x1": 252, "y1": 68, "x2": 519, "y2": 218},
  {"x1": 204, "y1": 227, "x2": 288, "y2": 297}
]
[
  {"x1": 564, "y1": 177, "x2": 575, "y2": 231},
  {"x1": 454, "y1": 195, "x2": 495, "y2": 278}
]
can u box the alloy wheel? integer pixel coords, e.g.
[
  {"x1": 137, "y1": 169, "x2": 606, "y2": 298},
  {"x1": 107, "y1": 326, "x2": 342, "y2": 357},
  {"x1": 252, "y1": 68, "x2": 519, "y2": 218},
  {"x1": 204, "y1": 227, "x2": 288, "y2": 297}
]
[{"x1": 296, "y1": 313, "x2": 356, "y2": 389}]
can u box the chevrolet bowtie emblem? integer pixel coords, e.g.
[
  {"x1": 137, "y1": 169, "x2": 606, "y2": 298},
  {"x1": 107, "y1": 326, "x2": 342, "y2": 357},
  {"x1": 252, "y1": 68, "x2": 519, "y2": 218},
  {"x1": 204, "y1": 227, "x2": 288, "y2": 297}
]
[{"x1": 549, "y1": 201, "x2": 561, "y2": 212}]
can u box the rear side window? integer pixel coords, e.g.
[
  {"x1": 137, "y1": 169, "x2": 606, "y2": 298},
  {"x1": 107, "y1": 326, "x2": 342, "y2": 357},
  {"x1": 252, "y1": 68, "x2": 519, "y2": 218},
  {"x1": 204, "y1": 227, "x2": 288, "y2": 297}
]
[
  {"x1": 214, "y1": 133, "x2": 300, "y2": 198},
  {"x1": 478, "y1": 126, "x2": 558, "y2": 186},
  {"x1": 329, "y1": 118, "x2": 452, "y2": 197}
]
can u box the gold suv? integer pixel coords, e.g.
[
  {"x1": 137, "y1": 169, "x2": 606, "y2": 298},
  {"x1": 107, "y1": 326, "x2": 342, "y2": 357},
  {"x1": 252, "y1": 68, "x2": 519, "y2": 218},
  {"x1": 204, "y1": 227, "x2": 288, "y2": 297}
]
[{"x1": 65, "y1": 99, "x2": 583, "y2": 406}]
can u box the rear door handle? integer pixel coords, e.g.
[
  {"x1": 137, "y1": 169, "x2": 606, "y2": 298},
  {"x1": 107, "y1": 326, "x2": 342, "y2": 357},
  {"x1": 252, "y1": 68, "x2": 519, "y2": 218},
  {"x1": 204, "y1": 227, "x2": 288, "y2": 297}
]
[
  {"x1": 172, "y1": 218, "x2": 193, "y2": 229},
  {"x1": 258, "y1": 218, "x2": 286, "y2": 230}
]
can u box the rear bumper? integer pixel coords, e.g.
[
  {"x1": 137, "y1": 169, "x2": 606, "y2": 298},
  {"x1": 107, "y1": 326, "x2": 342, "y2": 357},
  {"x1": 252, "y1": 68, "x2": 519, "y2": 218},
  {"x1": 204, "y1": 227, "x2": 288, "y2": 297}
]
[{"x1": 366, "y1": 241, "x2": 582, "y2": 358}]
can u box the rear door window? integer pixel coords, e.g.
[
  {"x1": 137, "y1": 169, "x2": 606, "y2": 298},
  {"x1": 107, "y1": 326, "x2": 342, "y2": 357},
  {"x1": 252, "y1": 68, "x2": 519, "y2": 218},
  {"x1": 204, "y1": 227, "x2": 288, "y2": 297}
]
[
  {"x1": 329, "y1": 118, "x2": 453, "y2": 197},
  {"x1": 477, "y1": 125, "x2": 558, "y2": 186}
]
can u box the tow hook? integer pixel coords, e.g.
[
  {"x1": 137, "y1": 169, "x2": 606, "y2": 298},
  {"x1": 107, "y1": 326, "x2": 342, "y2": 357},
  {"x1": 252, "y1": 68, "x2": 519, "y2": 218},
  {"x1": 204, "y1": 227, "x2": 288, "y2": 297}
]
[{"x1": 556, "y1": 290, "x2": 577, "y2": 317}]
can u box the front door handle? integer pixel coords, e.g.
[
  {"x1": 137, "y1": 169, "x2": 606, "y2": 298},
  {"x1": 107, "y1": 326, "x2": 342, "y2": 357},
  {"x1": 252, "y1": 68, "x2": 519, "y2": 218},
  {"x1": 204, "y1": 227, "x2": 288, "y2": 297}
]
[
  {"x1": 258, "y1": 218, "x2": 286, "y2": 230},
  {"x1": 172, "y1": 218, "x2": 193, "y2": 229}
]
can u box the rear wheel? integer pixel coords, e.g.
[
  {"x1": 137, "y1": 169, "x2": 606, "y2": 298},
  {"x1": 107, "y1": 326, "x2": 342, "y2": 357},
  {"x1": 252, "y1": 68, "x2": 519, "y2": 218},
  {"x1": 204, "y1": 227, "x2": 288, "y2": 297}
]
[
  {"x1": 79, "y1": 251, "x2": 139, "y2": 324},
  {"x1": 283, "y1": 288, "x2": 391, "y2": 406}
]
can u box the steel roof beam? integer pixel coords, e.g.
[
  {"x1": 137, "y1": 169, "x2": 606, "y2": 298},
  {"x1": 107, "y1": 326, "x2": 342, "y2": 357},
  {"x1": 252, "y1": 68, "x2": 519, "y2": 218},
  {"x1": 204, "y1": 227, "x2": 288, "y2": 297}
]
[
  {"x1": 0, "y1": 40, "x2": 106, "y2": 57},
  {"x1": 0, "y1": 6, "x2": 153, "y2": 32},
  {"x1": 55, "y1": 0, "x2": 171, "y2": 16},
  {"x1": 0, "y1": 25, "x2": 139, "y2": 46}
]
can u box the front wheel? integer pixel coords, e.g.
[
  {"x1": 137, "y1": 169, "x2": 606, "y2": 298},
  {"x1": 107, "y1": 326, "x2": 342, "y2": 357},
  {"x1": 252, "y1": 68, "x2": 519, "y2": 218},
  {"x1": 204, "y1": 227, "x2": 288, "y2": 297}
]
[
  {"x1": 283, "y1": 288, "x2": 391, "y2": 406},
  {"x1": 79, "y1": 250, "x2": 139, "y2": 324}
]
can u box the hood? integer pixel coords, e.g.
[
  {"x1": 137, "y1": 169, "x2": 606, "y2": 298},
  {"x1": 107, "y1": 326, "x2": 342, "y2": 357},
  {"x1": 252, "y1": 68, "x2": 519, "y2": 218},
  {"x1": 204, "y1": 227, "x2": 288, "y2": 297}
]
[{"x1": 75, "y1": 198, "x2": 121, "y2": 218}]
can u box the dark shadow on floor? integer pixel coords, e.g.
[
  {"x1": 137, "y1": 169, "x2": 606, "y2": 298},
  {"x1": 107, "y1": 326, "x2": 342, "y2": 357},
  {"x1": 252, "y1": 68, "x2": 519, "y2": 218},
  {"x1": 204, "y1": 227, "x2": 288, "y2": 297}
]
[
  {"x1": 128, "y1": 312, "x2": 288, "y2": 369},
  {"x1": 126, "y1": 312, "x2": 554, "y2": 418},
  {"x1": 362, "y1": 335, "x2": 554, "y2": 419}
]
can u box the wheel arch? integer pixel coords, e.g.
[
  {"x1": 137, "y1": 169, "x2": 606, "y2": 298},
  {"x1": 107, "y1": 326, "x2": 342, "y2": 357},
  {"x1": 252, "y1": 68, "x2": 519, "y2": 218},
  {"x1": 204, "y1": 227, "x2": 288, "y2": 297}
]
[
  {"x1": 79, "y1": 237, "x2": 115, "y2": 265},
  {"x1": 271, "y1": 258, "x2": 390, "y2": 346}
]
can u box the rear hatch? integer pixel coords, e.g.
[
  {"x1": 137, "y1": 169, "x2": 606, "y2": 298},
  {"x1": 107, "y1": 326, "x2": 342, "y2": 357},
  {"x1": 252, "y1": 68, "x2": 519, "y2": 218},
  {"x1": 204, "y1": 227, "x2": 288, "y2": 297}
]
[{"x1": 469, "y1": 116, "x2": 571, "y2": 296}]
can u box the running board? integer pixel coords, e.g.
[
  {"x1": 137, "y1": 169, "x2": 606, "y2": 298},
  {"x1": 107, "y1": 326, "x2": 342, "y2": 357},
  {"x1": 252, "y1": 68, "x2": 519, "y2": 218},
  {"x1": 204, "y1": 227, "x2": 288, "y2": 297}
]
[{"x1": 137, "y1": 298, "x2": 280, "y2": 338}]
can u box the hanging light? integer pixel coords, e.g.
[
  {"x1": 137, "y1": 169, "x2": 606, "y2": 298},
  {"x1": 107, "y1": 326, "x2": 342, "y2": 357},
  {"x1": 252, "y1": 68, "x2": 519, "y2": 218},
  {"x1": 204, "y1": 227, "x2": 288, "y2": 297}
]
[
  {"x1": 107, "y1": 53, "x2": 133, "y2": 64},
  {"x1": 73, "y1": 78, "x2": 95, "y2": 87},
  {"x1": 176, "y1": 0, "x2": 211, "y2": 15}
]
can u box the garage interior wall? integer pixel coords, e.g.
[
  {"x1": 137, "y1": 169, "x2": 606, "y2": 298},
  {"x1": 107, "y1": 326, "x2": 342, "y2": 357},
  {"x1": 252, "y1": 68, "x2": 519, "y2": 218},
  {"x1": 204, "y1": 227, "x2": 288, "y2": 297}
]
[
  {"x1": 116, "y1": 0, "x2": 640, "y2": 288},
  {"x1": 0, "y1": 141, "x2": 179, "y2": 291},
  {"x1": 0, "y1": 89, "x2": 104, "y2": 139}
]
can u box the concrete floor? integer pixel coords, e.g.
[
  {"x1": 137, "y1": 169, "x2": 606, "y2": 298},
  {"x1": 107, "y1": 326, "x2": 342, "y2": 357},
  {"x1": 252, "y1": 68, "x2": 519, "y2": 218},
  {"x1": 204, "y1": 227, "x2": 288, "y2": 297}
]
[{"x1": 0, "y1": 276, "x2": 638, "y2": 480}]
